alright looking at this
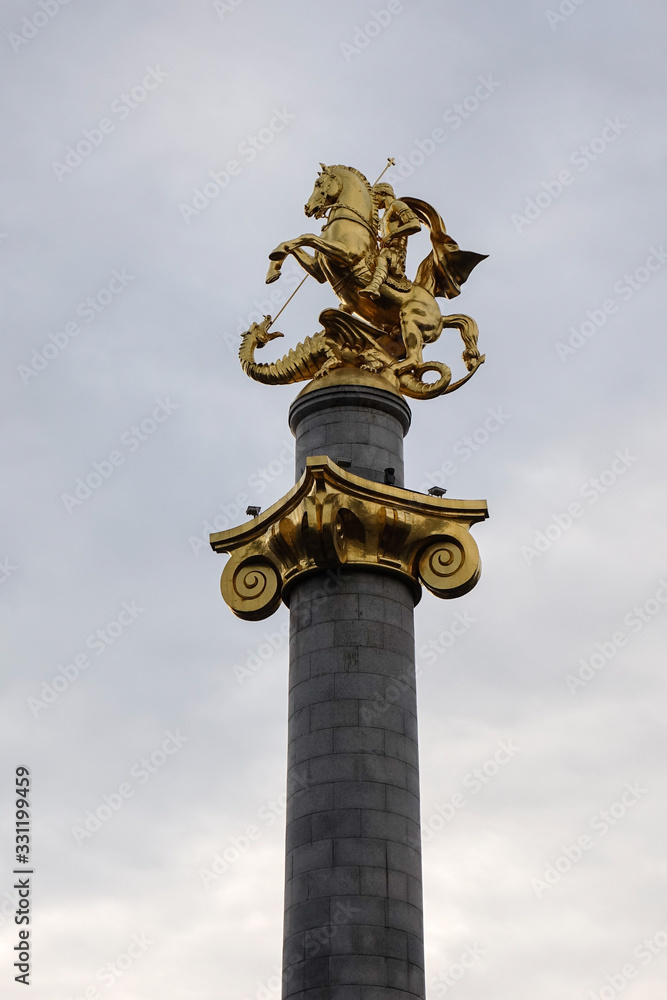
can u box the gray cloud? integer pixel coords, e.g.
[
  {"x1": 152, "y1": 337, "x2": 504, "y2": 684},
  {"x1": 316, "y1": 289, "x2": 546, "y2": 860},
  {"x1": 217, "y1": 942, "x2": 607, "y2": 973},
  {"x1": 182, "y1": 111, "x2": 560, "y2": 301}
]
[{"x1": 1, "y1": 0, "x2": 666, "y2": 997}]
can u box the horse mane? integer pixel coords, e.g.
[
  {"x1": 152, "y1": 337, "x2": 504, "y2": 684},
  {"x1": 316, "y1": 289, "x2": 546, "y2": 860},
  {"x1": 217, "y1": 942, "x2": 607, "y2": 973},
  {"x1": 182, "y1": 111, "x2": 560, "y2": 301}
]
[{"x1": 327, "y1": 164, "x2": 379, "y2": 235}]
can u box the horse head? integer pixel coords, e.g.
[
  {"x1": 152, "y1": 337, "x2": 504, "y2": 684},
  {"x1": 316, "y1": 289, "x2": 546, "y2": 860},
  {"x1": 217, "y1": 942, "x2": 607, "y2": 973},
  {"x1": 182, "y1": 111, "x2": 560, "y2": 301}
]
[{"x1": 304, "y1": 164, "x2": 343, "y2": 219}]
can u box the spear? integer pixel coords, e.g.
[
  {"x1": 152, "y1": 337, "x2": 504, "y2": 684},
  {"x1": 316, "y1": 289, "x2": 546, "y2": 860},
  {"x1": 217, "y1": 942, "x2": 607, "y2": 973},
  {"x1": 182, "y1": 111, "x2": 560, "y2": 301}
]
[
  {"x1": 265, "y1": 157, "x2": 395, "y2": 330},
  {"x1": 268, "y1": 273, "x2": 310, "y2": 328},
  {"x1": 372, "y1": 157, "x2": 396, "y2": 185}
]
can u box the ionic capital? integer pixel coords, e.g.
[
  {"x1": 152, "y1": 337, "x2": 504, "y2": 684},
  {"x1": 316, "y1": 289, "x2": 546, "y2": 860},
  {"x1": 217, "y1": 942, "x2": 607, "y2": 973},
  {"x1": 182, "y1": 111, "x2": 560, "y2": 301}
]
[{"x1": 210, "y1": 457, "x2": 488, "y2": 620}]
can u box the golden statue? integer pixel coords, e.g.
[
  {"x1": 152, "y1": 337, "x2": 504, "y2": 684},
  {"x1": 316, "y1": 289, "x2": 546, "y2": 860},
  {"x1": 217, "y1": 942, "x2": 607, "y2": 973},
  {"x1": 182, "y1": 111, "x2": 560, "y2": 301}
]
[{"x1": 239, "y1": 162, "x2": 487, "y2": 399}]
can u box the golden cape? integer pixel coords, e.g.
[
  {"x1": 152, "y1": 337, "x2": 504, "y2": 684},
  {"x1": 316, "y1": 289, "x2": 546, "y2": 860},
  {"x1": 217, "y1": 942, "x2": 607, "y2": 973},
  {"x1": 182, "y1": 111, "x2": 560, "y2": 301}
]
[{"x1": 403, "y1": 196, "x2": 488, "y2": 299}]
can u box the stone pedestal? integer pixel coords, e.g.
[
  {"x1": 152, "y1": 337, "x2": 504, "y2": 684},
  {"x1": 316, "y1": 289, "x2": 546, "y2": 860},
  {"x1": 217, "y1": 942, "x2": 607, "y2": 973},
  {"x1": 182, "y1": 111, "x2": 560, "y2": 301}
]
[
  {"x1": 283, "y1": 382, "x2": 423, "y2": 1000},
  {"x1": 290, "y1": 377, "x2": 411, "y2": 487}
]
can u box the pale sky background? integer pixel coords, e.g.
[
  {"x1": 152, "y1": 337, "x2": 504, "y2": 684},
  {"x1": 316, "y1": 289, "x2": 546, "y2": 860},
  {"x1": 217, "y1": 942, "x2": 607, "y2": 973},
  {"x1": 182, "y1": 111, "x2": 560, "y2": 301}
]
[{"x1": 2, "y1": 2, "x2": 667, "y2": 998}]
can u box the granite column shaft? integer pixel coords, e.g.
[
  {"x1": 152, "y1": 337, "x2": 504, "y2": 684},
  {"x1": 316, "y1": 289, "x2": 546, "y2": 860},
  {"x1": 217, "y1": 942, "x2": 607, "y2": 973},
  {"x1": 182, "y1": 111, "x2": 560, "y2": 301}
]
[{"x1": 282, "y1": 385, "x2": 425, "y2": 1000}]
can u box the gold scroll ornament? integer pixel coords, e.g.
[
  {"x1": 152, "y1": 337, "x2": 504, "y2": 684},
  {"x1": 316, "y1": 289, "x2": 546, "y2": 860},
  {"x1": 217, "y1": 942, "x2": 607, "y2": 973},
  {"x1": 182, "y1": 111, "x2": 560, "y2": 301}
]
[{"x1": 210, "y1": 457, "x2": 488, "y2": 621}]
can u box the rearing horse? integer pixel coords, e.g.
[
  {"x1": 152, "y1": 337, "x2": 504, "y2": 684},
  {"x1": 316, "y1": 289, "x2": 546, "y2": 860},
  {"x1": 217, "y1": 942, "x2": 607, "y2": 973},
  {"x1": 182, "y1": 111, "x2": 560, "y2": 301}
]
[{"x1": 265, "y1": 163, "x2": 485, "y2": 376}]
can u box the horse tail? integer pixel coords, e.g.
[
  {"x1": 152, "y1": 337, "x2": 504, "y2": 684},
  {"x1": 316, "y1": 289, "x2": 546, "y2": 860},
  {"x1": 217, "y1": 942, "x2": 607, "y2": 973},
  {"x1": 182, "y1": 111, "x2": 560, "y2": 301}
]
[{"x1": 441, "y1": 313, "x2": 482, "y2": 371}]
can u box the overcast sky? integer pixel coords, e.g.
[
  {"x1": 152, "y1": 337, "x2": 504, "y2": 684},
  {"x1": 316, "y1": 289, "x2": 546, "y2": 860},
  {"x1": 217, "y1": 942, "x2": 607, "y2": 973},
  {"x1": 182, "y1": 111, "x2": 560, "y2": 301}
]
[{"x1": 2, "y1": 1, "x2": 667, "y2": 998}]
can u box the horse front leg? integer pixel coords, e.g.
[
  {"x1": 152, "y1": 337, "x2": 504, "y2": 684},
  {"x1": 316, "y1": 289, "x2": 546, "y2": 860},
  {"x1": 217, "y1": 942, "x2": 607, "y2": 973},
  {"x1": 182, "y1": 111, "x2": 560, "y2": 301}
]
[
  {"x1": 266, "y1": 259, "x2": 284, "y2": 284},
  {"x1": 293, "y1": 235, "x2": 358, "y2": 269},
  {"x1": 267, "y1": 246, "x2": 326, "y2": 285},
  {"x1": 266, "y1": 234, "x2": 358, "y2": 284},
  {"x1": 289, "y1": 247, "x2": 327, "y2": 283},
  {"x1": 265, "y1": 238, "x2": 297, "y2": 284},
  {"x1": 267, "y1": 234, "x2": 320, "y2": 266},
  {"x1": 265, "y1": 239, "x2": 293, "y2": 284}
]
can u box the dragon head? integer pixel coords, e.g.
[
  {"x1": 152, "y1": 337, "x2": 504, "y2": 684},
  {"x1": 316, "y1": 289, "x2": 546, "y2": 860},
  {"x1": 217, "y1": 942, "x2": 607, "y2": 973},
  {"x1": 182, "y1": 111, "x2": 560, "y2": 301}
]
[{"x1": 243, "y1": 316, "x2": 284, "y2": 349}]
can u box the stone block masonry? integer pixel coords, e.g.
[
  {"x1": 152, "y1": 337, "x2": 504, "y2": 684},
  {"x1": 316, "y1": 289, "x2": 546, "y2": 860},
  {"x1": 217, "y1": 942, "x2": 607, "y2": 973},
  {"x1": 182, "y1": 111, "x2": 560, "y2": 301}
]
[
  {"x1": 290, "y1": 381, "x2": 411, "y2": 487},
  {"x1": 283, "y1": 379, "x2": 423, "y2": 1000},
  {"x1": 283, "y1": 569, "x2": 424, "y2": 1000}
]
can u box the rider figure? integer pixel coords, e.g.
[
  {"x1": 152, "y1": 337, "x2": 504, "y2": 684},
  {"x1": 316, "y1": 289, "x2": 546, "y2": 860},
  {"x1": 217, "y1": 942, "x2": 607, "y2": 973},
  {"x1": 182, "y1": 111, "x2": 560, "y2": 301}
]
[{"x1": 359, "y1": 183, "x2": 421, "y2": 299}]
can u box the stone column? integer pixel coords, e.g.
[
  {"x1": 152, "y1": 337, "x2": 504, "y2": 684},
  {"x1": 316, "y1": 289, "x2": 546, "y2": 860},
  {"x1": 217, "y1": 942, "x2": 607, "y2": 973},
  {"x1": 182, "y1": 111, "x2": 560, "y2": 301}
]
[
  {"x1": 290, "y1": 377, "x2": 411, "y2": 487},
  {"x1": 282, "y1": 381, "x2": 424, "y2": 1000},
  {"x1": 211, "y1": 373, "x2": 486, "y2": 999}
]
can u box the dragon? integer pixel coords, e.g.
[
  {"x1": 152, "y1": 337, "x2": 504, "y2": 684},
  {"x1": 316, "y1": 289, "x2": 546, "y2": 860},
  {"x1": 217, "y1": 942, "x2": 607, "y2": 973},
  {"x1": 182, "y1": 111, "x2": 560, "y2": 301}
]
[{"x1": 239, "y1": 308, "x2": 484, "y2": 400}]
